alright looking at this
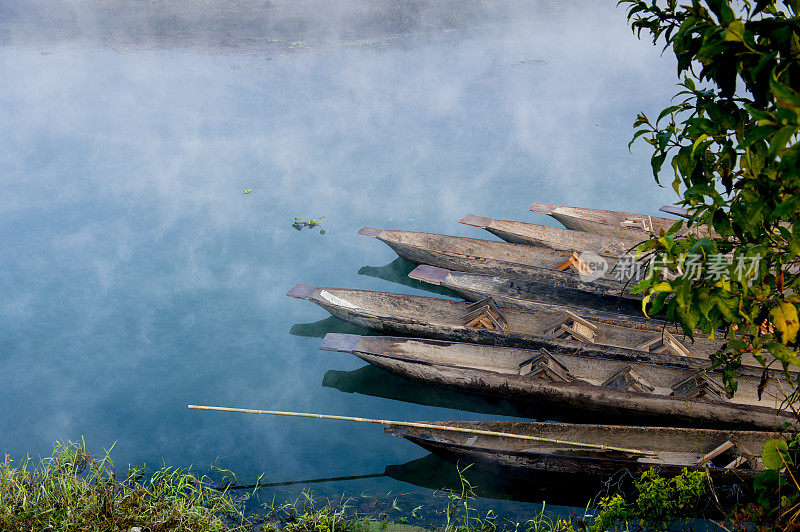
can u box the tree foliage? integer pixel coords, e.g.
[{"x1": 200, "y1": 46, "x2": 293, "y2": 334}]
[
  {"x1": 622, "y1": 0, "x2": 800, "y2": 526},
  {"x1": 621, "y1": 0, "x2": 800, "y2": 391}
]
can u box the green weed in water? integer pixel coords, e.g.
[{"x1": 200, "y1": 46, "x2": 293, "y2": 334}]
[{"x1": 293, "y1": 216, "x2": 325, "y2": 234}]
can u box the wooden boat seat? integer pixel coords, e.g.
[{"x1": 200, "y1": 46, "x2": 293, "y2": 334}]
[
  {"x1": 601, "y1": 366, "x2": 656, "y2": 394},
  {"x1": 620, "y1": 216, "x2": 653, "y2": 232},
  {"x1": 695, "y1": 438, "x2": 750, "y2": 470},
  {"x1": 554, "y1": 251, "x2": 594, "y2": 276},
  {"x1": 461, "y1": 297, "x2": 507, "y2": 330},
  {"x1": 518, "y1": 349, "x2": 572, "y2": 382},
  {"x1": 671, "y1": 372, "x2": 732, "y2": 402},
  {"x1": 542, "y1": 310, "x2": 597, "y2": 343},
  {"x1": 637, "y1": 331, "x2": 691, "y2": 357}
]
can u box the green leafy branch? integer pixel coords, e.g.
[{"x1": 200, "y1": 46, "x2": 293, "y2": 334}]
[{"x1": 622, "y1": 0, "x2": 800, "y2": 390}]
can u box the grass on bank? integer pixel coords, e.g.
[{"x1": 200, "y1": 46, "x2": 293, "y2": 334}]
[
  {"x1": 0, "y1": 439, "x2": 780, "y2": 531},
  {"x1": 0, "y1": 440, "x2": 558, "y2": 532},
  {"x1": 0, "y1": 439, "x2": 250, "y2": 532}
]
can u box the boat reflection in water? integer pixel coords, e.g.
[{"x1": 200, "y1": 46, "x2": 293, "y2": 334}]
[
  {"x1": 289, "y1": 316, "x2": 377, "y2": 339},
  {"x1": 385, "y1": 453, "x2": 603, "y2": 508},
  {"x1": 357, "y1": 257, "x2": 462, "y2": 298},
  {"x1": 322, "y1": 364, "x2": 634, "y2": 424}
]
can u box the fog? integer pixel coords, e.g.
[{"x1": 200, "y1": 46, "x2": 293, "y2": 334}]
[{"x1": 0, "y1": 0, "x2": 679, "y2": 513}]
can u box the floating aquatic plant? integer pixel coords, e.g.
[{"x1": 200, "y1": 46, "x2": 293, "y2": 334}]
[{"x1": 292, "y1": 216, "x2": 325, "y2": 234}]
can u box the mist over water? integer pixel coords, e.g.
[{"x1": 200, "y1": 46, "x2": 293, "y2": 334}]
[{"x1": 0, "y1": 0, "x2": 679, "y2": 520}]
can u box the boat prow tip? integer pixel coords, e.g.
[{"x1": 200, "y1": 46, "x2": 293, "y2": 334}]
[
  {"x1": 528, "y1": 202, "x2": 560, "y2": 214},
  {"x1": 383, "y1": 424, "x2": 406, "y2": 437},
  {"x1": 459, "y1": 214, "x2": 492, "y2": 228},
  {"x1": 287, "y1": 284, "x2": 318, "y2": 299},
  {"x1": 409, "y1": 264, "x2": 450, "y2": 284},
  {"x1": 357, "y1": 226, "x2": 383, "y2": 238},
  {"x1": 320, "y1": 333, "x2": 362, "y2": 352}
]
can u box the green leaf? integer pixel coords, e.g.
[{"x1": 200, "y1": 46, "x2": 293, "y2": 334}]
[
  {"x1": 657, "y1": 130, "x2": 672, "y2": 152},
  {"x1": 739, "y1": 125, "x2": 775, "y2": 149},
  {"x1": 769, "y1": 126, "x2": 798, "y2": 158},
  {"x1": 651, "y1": 281, "x2": 674, "y2": 293},
  {"x1": 642, "y1": 281, "x2": 674, "y2": 317},
  {"x1": 657, "y1": 104, "x2": 683, "y2": 124},
  {"x1": 710, "y1": 0, "x2": 736, "y2": 24},
  {"x1": 691, "y1": 134, "x2": 711, "y2": 156},
  {"x1": 628, "y1": 129, "x2": 651, "y2": 151},
  {"x1": 715, "y1": 293, "x2": 738, "y2": 322},
  {"x1": 649, "y1": 291, "x2": 670, "y2": 316},
  {"x1": 675, "y1": 304, "x2": 698, "y2": 339},
  {"x1": 765, "y1": 342, "x2": 800, "y2": 367},
  {"x1": 761, "y1": 439, "x2": 789, "y2": 470},
  {"x1": 650, "y1": 152, "x2": 667, "y2": 179},
  {"x1": 724, "y1": 20, "x2": 745, "y2": 41},
  {"x1": 770, "y1": 74, "x2": 800, "y2": 112}
]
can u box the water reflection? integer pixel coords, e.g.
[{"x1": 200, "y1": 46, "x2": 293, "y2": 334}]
[
  {"x1": 357, "y1": 257, "x2": 461, "y2": 297},
  {"x1": 219, "y1": 472, "x2": 386, "y2": 491},
  {"x1": 386, "y1": 453, "x2": 602, "y2": 507},
  {"x1": 323, "y1": 365, "x2": 541, "y2": 418},
  {"x1": 224, "y1": 452, "x2": 598, "y2": 507},
  {"x1": 290, "y1": 316, "x2": 377, "y2": 339},
  {"x1": 322, "y1": 365, "x2": 669, "y2": 426},
  {"x1": 1, "y1": 0, "x2": 682, "y2": 515}
]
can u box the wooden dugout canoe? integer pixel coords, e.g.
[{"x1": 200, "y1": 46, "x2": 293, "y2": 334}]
[
  {"x1": 384, "y1": 420, "x2": 776, "y2": 482},
  {"x1": 357, "y1": 226, "x2": 638, "y2": 299},
  {"x1": 459, "y1": 214, "x2": 642, "y2": 254},
  {"x1": 321, "y1": 334, "x2": 793, "y2": 429},
  {"x1": 528, "y1": 202, "x2": 710, "y2": 238},
  {"x1": 287, "y1": 284, "x2": 780, "y2": 377},
  {"x1": 409, "y1": 264, "x2": 648, "y2": 321}
]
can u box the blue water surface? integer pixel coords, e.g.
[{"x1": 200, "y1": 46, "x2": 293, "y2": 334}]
[{"x1": 0, "y1": 2, "x2": 680, "y2": 522}]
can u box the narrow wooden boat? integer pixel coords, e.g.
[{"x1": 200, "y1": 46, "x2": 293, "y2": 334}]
[
  {"x1": 357, "y1": 226, "x2": 638, "y2": 299},
  {"x1": 287, "y1": 284, "x2": 776, "y2": 376},
  {"x1": 528, "y1": 202, "x2": 709, "y2": 238},
  {"x1": 459, "y1": 214, "x2": 642, "y2": 254},
  {"x1": 321, "y1": 334, "x2": 793, "y2": 429},
  {"x1": 409, "y1": 264, "x2": 648, "y2": 321},
  {"x1": 385, "y1": 420, "x2": 775, "y2": 482}
]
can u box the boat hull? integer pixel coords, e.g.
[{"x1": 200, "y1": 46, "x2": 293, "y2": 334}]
[
  {"x1": 528, "y1": 202, "x2": 706, "y2": 238},
  {"x1": 286, "y1": 284, "x2": 771, "y2": 378},
  {"x1": 459, "y1": 214, "x2": 641, "y2": 254},
  {"x1": 385, "y1": 421, "x2": 772, "y2": 483},
  {"x1": 322, "y1": 334, "x2": 792, "y2": 430},
  {"x1": 409, "y1": 264, "x2": 647, "y2": 320},
  {"x1": 358, "y1": 227, "x2": 638, "y2": 299}
]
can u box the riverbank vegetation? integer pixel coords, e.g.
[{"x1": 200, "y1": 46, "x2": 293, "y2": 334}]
[
  {"x1": 0, "y1": 440, "x2": 251, "y2": 532},
  {"x1": 623, "y1": 0, "x2": 799, "y2": 528},
  {"x1": 0, "y1": 440, "x2": 782, "y2": 531}
]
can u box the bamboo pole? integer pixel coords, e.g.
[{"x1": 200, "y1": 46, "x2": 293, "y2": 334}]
[{"x1": 187, "y1": 404, "x2": 657, "y2": 456}]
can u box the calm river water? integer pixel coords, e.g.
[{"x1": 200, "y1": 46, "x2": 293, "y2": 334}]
[{"x1": 1, "y1": 2, "x2": 680, "y2": 524}]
